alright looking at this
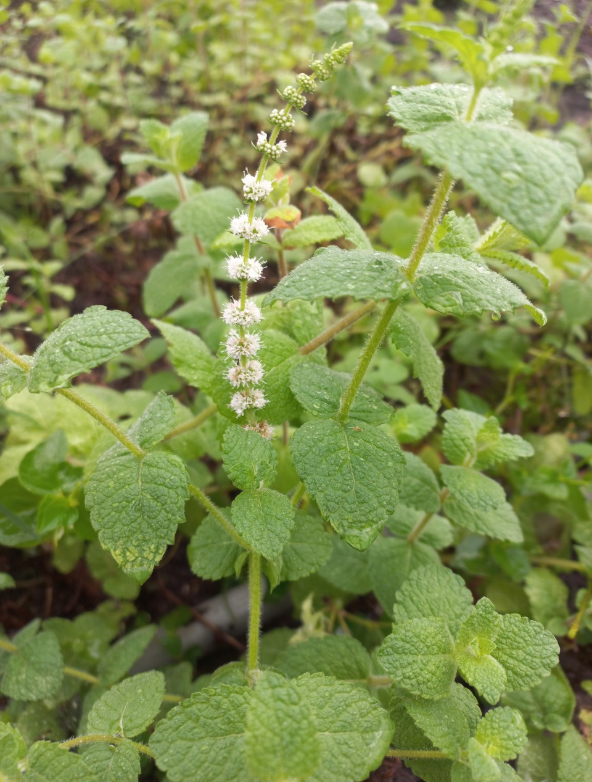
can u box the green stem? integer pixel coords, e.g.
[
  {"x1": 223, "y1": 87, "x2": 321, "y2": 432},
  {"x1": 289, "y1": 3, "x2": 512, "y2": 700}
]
[
  {"x1": 407, "y1": 489, "x2": 449, "y2": 544},
  {"x1": 57, "y1": 388, "x2": 145, "y2": 459},
  {"x1": 299, "y1": 300, "x2": 376, "y2": 356},
  {"x1": 188, "y1": 483, "x2": 248, "y2": 549},
  {"x1": 568, "y1": 581, "x2": 592, "y2": 640},
  {"x1": 291, "y1": 482, "x2": 306, "y2": 507},
  {"x1": 405, "y1": 170, "x2": 454, "y2": 282},
  {"x1": 60, "y1": 734, "x2": 155, "y2": 759},
  {"x1": 163, "y1": 404, "x2": 218, "y2": 440},
  {"x1": 387, "y1": 749, "x2": 448, "y2": 760},
  {"x1": 530, "y1": 556, "x2": 586, "y2": 572},
  {"x1": 338, "y1": 300, "x2": 399, "y2": 422},
  {"x1": 247, "y1": 552, "x2": 262, "y2": 676}
]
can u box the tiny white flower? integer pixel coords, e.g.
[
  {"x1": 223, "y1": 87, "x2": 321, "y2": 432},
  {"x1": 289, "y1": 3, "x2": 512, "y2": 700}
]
[
  {"x1": 222, "y1": 299, "x2": 262, "y2": 327},
  {"x1": 277, "y1": 140, "x2": 288, "y2": 154},
  {"x1": 257, "y1": 131, "x2": 268, "y2": 146},
  {"x1": 227, "y1": 359, "x2": 264, "y2": 387},
  {"x1": 242, "y1": 172, "x2": 273, "y2": 202},
  {"x1": 225, "y1": 329, "x2": 261, "y2": 359},
  {"x1": 226, "y1": 254, "x2": 265, "y2": 282},
  {"x1": 230, "y1": 388, "x2": 267, "y2": 416}
]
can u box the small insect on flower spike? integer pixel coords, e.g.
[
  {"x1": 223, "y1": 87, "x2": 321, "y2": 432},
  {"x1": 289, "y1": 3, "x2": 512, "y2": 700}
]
[{"x1": 223, "y1": 42, "x2": 353, "y2": 439}]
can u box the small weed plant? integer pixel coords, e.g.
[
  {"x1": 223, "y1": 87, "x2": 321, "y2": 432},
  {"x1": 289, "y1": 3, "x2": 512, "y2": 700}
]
[{"x1": 0, "y1": 5, "x2": 591, "y2": 782}]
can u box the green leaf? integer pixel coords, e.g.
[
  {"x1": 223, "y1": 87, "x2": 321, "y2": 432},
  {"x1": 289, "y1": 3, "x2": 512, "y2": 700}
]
[
  {"x1": 307, "y1": 186, "x2": 371, "y2": 249},
  {"x1": 291, "y1": 419, "x2": 404, "y2": 549},
  {"x1": 393, "y1": 565, "x2": 473, "y2": 636},
  {"x1": 170, "y1": 111, "x2": 209, "y2": 172},
  {"x1": 443, "y1": 495, "x2": 523, "y2": 543},
  {"x1": 524, "y1": 568, "x2": 569, "y2": 635},
  {"x1": 87, "y1": 671, "x2": 165, "y2": 738},
  {"x1": 403, "y1": 684, "x2": 481, "y2": 758},
  {"x1": 405, "y1": 124, "x2": 583, "y2": 245},
  {"x1": 1, "y1": 626, "x2": 63, "y2": 701},
  {"x1": 503, "y1": 666, "x2": 575, "y2": 733},
  {"x1": 442, "y1": 409, "x2": 533, "y2": 469},
  {"x1": 292, "y1": 673, "x2": 393, "y2": 782},
  {"x1": 188, "y1": 514, "x2": 243, "y2": 580},
  {"x1": 369, "y1": 536, "x2": 441, "y2": 615},
  {"x1": 253, "y1": 329, "x2": 307, "y2": 425},
  {"x1": 413, "y1": 253, "x2": 545, "y2": 325},
  {"x1": 378, "y1": 618, "x2": 456, "y2": 699},
  {"x1": 441, "y1": 466, "x2": 506, "y2": 513},
  {"x1": 558, "y1": 725, "x2": 592, "y2": 782},
  {"x1": 559, "y1": 279, "x2": 592, "y2": 326},
  {"x1": 150, "y1": 685, "x2": 253, "y2": 782},
  {"x1": 245, "y1": 671, "x2": 319, "y2": 782},
  {"x1": 466, "y1": 738, "x2": 503, "y2": 782},
  {"x1": 126, "y1": 174, "x2": 186, "y2": 210},
  {"x1": 388, "y1": 84, "x2": 512, "y2": 132},
  {"x1": 28, "y1": 307, "x2": 149, "y2": 393},
  {"x1": 276, "y1": 636, "x2": 371, "y2": 683},
  {"x1": 517, "y1": 735, "x2": 559, "y2": 782},
  {"x1": 80, "y1": 740, "x2": 141, "y2": 782},
  {"x1": 401, "y1": 24, "x2": 487, "y2": 82},
  {"x1": 127, "y1": 391, "x2": 176, "y2": 448},
  {"x1": 222, "y1": 424, "x2": 278, "y2": 489},
  {"x1": 143, "y1": 239, "x2": 204, "y2": 317},
  {"x1": 25, "y1": 741, "x2": 99, "y2": 782},
  {"x1": 390, "y1": 309, "x2": 444, "y2": 409},
  {"x1": 282, "y1": 216, "x2": 343, "y2": 248},
  {"x1": 434, "y1": 212, "x2": 482, "y2": 264},
  {"x1": 153, "y1": 318, "x2": 215, "y2": 395},
  {"x1": 398, "y1": 453, "x2": 441, "y2": 513},
  {"x1": 277, "y1": 512, "x2": 332, "y2": 582},
  {"x1": 18, "y1": 431, "x2": 68, "y2": 495},
  {"x1": 474, "y1": 707, "x2": 527, "y2": 761},
  {"x1": 455, "y1": 598, "x2": 507, "y2": 705},
  {"x1": 317, "y1": 536, "x2": 372, "y2": 594},
  {"x1": 0, "y1": 360, "x2": 28, "y2": 398},
  {"x1": 387, "y1": 504, "x2": 453, "y2": 550},
  {"x1": 0, "y1": 723, "x2": 26, "y2": 781},
  {"x1": 482, "y1": 249, "x2": 550, "y2": 290},
  {"x1": 491, "y1": 53, "x2": 559, "y2": 77},
  {"x1": 36, "y1": 495, "x2": 78, "y2": 535},
  {"x1": 86, "y1": 449, "x2": 189, "y2": 582},
  {"x1": 392, "y1": 404, "x2": 437, "y2": 444},
  {"x1": 389, "y1": 701, "x2": 454, "y2": 781},
  {"x1": 0, "y1": 266, "x2": 7, "y2": 309},
  {"x1": 231, "y1": 489, "x2": 294, "y2": 559},
  {"x1": 491, "y1": 612, "x2": 559, "y2": 692},
  {"x1": 264, "y1": 248, "x2": 409, "y2": 306},
  {"x1": 98, "y1": 626, "x2": 157, "y2": 686},
  {"x1": 171, "y1": 187, "x2": 242, "y2": 246},
  {"x1": 290, "y1": 363, "x2": 393, "y2": 424},
  {"x1": 85, "y1": 542, "x2": 141, "y2": 600}
]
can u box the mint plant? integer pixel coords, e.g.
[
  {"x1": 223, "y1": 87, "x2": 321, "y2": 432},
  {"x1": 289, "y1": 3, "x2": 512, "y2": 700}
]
[{"x1": 1, "y1": 7, "x2": 592, "y2": 782}]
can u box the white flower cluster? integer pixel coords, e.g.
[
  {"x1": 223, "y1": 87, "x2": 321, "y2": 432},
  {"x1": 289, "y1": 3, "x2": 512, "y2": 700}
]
[
  {"x1": 227, "y1": 359, "x2": 264, "y2": 388},
  {"x1": 269, "y1": 108, "x2": 296, "y2": 132},
  {"x1": 225, "y1": 329, "x2": 261, "y2": 359},
  {"x1": 222, "y1": 299, "x2": 262, "y2": 327},
  {"x1": 226, "y1": 253, "x2": 265, "y2": 282},
  {"x1": 242, "y1": 172, "x2": 273, "y2": 203},
  {"x1": 230, "y1": 213, "x2": 269, "y2": 242},
  {"x1": 229, "y1": 388, "x2": 267, "y2": 417},
  {"x1": 256, "y1": 131, "x2": 288, "y2": 162}
]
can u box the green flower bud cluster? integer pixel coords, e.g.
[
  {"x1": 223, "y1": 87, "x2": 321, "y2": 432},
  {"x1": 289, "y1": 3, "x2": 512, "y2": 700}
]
[
  {"x1": 269, "y1": 108, "x2": 296, "y2": 132},
  {"x1": 281, "y1": 86, "x2": 307, "y2": 110},
  {"x1": 311, "y1": 42, "x2": 353, "y2": 81},
  {"x1": 296, "y1": 73, "x2": 316, "y2": 93}
]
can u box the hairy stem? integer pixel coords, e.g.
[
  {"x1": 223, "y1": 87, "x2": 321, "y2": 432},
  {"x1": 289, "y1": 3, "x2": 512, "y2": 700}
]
[
  {"x1": 60, "y1": 734, "x2": 155, "y2": 759},
  {"x1": 299, "y1": 300, "x2": 376, "y2": 356},
  {"x1": 187, "y1": 483, "x2": 248, "y2": 548},
  {"x1": 405, "y1": 170, "x2": 454, "y2": 282},
  {"x1": 247, "y1": 552, "x2": 262, "y2": 676},
  {"x1": 338, "y1": 300, "x2": 399, "y2": 422},
  {"x1": 164, "y1": 403, "x2": 218, "y2": 441}
]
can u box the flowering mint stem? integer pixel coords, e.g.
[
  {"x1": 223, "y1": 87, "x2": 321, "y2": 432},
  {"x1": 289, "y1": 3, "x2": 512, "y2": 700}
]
[{"x1": 247, "y1": 551, "x2": 262, "y2": 677}]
